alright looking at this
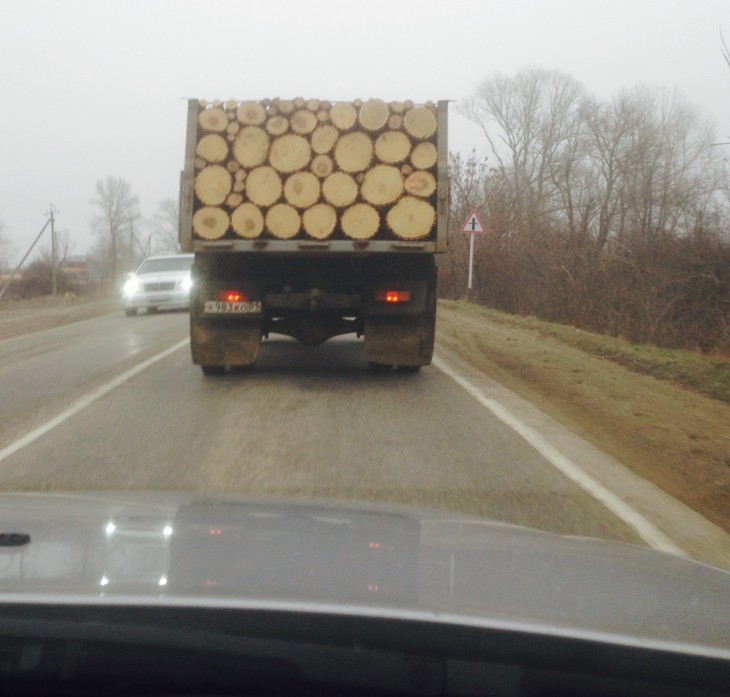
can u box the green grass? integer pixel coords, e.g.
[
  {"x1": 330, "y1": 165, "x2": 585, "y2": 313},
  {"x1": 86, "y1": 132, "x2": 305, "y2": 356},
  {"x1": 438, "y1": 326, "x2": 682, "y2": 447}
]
[{"x1": 439, "y1": 300, "x2": 730, "y2": 404}]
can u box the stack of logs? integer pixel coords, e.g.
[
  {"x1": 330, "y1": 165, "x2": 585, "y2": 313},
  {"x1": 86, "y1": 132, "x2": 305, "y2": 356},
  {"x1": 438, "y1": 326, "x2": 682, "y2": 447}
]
[{"x1": 192, "y1": 98, "x2": 439, "y2": 242}]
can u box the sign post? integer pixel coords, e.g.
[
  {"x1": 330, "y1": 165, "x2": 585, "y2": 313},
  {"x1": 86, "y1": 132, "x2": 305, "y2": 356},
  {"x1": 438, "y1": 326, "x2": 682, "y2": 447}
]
[{"x1": 459, "y1": 210, "x2": 486, "y2": 295}]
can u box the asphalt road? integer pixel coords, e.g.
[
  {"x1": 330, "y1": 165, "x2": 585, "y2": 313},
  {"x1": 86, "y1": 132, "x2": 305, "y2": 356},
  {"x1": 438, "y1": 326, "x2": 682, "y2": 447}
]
[{"x1": 2, "y1": 309, "x2": 729, "y2": 568}]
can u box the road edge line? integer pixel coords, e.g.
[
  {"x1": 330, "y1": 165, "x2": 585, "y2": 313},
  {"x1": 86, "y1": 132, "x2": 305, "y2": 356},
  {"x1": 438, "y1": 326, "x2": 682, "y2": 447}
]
[
  {"x1": 432, "y1": 354, "x2": 686, "y2": 556},
  {"x1": 0, "y1": 339, "x2": 189, "y2": 464}
]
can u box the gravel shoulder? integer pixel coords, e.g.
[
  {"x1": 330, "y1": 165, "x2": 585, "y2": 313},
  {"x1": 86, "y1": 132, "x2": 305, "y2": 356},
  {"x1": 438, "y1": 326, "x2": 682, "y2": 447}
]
[{"x1": 436, "y1": 300, "x2": 730, "y2": 533}]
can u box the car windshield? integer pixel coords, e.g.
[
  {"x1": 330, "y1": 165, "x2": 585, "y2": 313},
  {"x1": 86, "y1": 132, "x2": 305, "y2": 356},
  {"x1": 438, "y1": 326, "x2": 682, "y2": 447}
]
[
  {"x1": 136, "y1": 257, "x2": 192, "y2": 274},
  {"x1": 0, "y1": 3, "x2": 729, "y2": 686}
]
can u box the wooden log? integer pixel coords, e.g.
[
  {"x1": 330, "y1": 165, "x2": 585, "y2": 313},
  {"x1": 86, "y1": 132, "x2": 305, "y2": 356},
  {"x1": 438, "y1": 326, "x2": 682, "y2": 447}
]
[
  {"x1": 266, "y1": 203, "x2": 301, "y2": 239},
  {"x1": 198, "y1": 99, "x2": 208, "y2": 108},
  {"x1": 236, "y1": 101, "x2": 267, "y2": 125},
  {"x1": 231, "y1": 202, "x2": 264, "y2": 239},
  {"x1": 306, "y1": 98, "x2": 320, "y2": 112},
  {"x1": 410, "y1": 141, "x2": 438, "y2": 169},
  {"x1": 198, "y1": 107, "x2": 228, "y2": 132},
  {"x1": 389, "y1": 101, "x2": 406, "y2": 114},
  {"x1": 320, "y1": 100, "x2": 332, "y2": 111},
  {"x1": 403, "y1": 106, "x2": 437, "y2": 139},
  {"x1": 404, "y1": 170, "x2": 436, "y2": 198},
  {"x1": 293, "y1": 97, "x2": 306, "y2": 109},
  {"x1": 197, "y1": 134, "x2": 229, "y2": 163},
  {"x1": 401, "y1": 164, "x2": 413, "y2": 176},
  {"x1": 227, "y1": 160, "x2": 241, "y2": 173},
  {"x1": 233, "y1": 180, "x2": 245, "y2": 193},
  {"x1": 195, "y1": 157, "x2": 207, "y2": 170},
  {"x1": 316, "y1": 110, "x2": 329, "y2": 122},
  {"x1": 330, "y1": 102, "x2": 357, "y2": 130},
  {"x1": 386, "y1": 196, "x2": 435, "y2": 239},
  {"x1": 358, "y1": 98, "x2": 389, "y2": 131},
  {"x1": 360, "y1": 165, "x2": 404, "y2": 206},
  {"x1": 334, "y1": 132, "x2": 373, "y2": 172},
  {"x1": 234, "y1": 168, "x2": 246, "y2": 181},
  {"x1": 322, "y1": 172, "x2": 358, "y2": 207},
  {"x1": 388, "y1": 114, "x2": 403, "y2": 130},
  {"x1": 193, "y1": 206, "x2": 229, "y2": 240},
  {"x1": 225, "y1": 99, "x2": 238, "y2": 111},
  {"x1": 269, "y1": 134, "x2": 312, "y2": 173},
  {"x1": 303, "y1": 203, "x2": 337, "y2": 239},
  {"x1": 245, "y1": 166, "x2": 282, "y2": 207},
  {"x1": 195, "y1": 165, "x2": 232, "y2": 206},
  {"x1": 311, "y1": 124, "x2": 339, "y2": 154},
  {"x1": 284, "y1": 171, "x2": 320, "y2": 208},
  {"x1": 278, "y1": 99, "x2": 295, "y2": 114},
  {"x1": 290, "y1": 109, "x2": 318, "y2": 135},
  {"x1": 232, "y1": 126, "x2": 270, "y2": 168},
  {"x1": 374, "y1": 131, "x2": 411, "y2": 164},
  {"x1": 311, "y1": 154, "x2": 334, "y2": 178},
  {"x1": 226, "y1": 121, "x2": 240, "y2": 136},
  {"x1": 226, "y1": 192, "x2": 244, "y2": 208},
  {"x1": 342, "y1": 203, "x2": 380, "y2": 240},
  {"x1": 266, "y1": 115, "x2": 289, "y2": 136}
]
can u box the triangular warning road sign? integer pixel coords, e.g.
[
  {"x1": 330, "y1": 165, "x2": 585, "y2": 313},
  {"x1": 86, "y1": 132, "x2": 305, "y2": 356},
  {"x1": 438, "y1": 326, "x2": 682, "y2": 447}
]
[{"x1": 460, "y1": 209, "x2": 486, "y2": 234}]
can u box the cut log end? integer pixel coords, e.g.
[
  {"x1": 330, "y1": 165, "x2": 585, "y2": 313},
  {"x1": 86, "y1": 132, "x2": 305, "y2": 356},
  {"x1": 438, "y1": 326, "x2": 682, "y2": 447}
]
[
  {"x1": 232, "y1": 126, "x2": 270, "y2": 168},
  {"x1": 322, "y1": 172, "x2": 358, "y2": 207},
  {"x1": 193, "y1": 207, "x2": 229, "y2": 239},
  {"x1": 284, "y1": 171, "x2": 321, "y2": 209},
  {"x1": 245, "y1": 166, "x2": 282, "y2": 207},
  {"x1": 303, "y1": 203, "x2": 337, "y2": 239},
  {"x1": 195, "y1": 165, "x2": 232, "y2": 206},
  {"x1": 386, "y1": 197, "x2": 435, "y2": 239},
  {"x1": 237, "y1": 101, "x2": 267, "y2": 125},
  {"x1": 269, "y1": 134, "x2": 312, "y2": 173},
  {"x1": 361, "y1": 165, "x2": 404, "y2": 206},
  {"x1": 231, "y1": 202, "x2": 264, "y2": 239},
  {"x1": 198, "y1": 107, "x2": 228, "y2": 133},
  {"x1": 375, "y1": 131, "x2": 412, "y2": 164},
  {"x1": 266, "y1": 203, "x2": 301, "y2": 239},
  {"x1": 330, "y1": 102, "x2": 357, "y2": 131},
  {"x1": 403, "y1": 107, "x2": 437, "y2": 139},
  {"x1": 410, "y1": 142, "x2": 438, "y2": 170},
  {"x1": 334, "y1": 132, "x2": 373, "y2": 173},
  {"x1": 196, "y1": 134, "x2": 229, "y2": 163},
  {"x1": 358, "y1": 98, "x2": 389, "y2": 132},
  {"x1": 311, "y1": 154, "x2": 334, "y2": 179},
  {"x1": 342, "y1": 203, "x2": 380, "y2": 240}
]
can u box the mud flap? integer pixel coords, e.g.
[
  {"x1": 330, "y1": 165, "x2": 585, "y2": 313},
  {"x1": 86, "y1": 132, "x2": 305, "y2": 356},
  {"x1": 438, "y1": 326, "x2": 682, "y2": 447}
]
[
  {"x1": 364, "y1": 314, "x2": 435, "y2": 367},
  {"x1": 190, "y1": 317, "x2": 262, "y2": 368}
]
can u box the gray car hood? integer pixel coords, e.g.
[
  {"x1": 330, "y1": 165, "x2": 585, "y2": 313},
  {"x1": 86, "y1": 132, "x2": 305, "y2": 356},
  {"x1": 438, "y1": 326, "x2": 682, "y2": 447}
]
[{"x1": 0, "y1": 492, "x2": 728, "y2": 656}]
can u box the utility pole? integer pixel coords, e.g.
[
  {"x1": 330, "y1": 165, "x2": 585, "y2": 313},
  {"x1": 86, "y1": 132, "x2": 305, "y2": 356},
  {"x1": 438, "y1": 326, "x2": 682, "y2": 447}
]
[{"x1": 48, "y1": 204, "x2": 58, "y2": 296}]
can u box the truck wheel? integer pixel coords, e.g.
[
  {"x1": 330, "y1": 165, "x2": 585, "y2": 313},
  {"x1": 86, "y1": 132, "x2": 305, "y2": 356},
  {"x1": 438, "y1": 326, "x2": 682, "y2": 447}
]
[{"x1": 201, "y1": 365, "x2": 226, "y2": 376}]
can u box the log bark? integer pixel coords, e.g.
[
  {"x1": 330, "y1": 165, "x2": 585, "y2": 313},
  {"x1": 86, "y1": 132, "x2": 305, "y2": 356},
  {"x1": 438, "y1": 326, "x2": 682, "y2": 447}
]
[
  {"x1": 358, "y1": 98, "x2": 389, "y2": 131},
  {"x1": 361, "y1": 165, "x2": 404, "y2": 206},
  {"x1": 303, "y1": 203, "x2": 337, "y2": 239},
  {"x1": 198, "y1": 107, "x2": 228, "y2": 132},
  {"x1": 290, "y1": 109, "x2": 318, "y2": 134},
  {"x1": 269, "y1": 134, "x2": 312, "y2": 172},
  {"x1": 330, "y1": 102, "x2": 357, "y2": 130},
  {"x1": 410, "y1": 141, "x2": 438, "y2": 169},
  {"x1": 311, "y1": 154, "x2": 334, "y2": 178},
  {"x1": 231, "y1": 202, "x2": 264, "y2": 239},
  {"x1": 342, "y1": 203, "x2": 380, "y2": 239},
  {"x1": 266, "y1": 115, "x2": 289, "y2": 136},
  {"x1": 311, "y1": 124, "x2": 339, "y2": 154},
  {"x1": 403, "y1": 107, "x2": 437, "y2": 139},
  {"x1": 236, "y1": 102, "x2": 266, "y2": 126},
  {"x1": 195, "y1": 165, "x2": 232, "y2": 206},
  {"x1": 245, "y1": 166, "x2": 282, "y2": 207},
  {"x1": 386, "y1": 196, "x2": 435, "y2": 239},
  {"x1": 193, "y1": 207, "x2": 229, "y2": 239},
  {"x1": 232, "y1": 126, "x2": 270, "y2": 168},
  {"x1": 404, "y1": 170, "x2": 436, "y2": 198},
  {"x1": 334, "y1": 132, "x2": 373, "y2": 172},
  {"x1": 284, "y1": 171, "x2": 320, "y2": 208},
  {"x1": 374, "y1": 131, "x2": 411, "y2": 164},
  {"x1": 322, "y1": 172, "x2": 358, "y2": 207},
  {"x1": 266, "y1": 203, "x2": 301, "y2": 239}
]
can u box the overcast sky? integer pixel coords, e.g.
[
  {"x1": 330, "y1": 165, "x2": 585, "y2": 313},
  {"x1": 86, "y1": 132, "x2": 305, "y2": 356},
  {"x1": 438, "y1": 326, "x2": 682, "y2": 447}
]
[{"x1": 1, "y1": 0, "x2": 729, "y2": 264}]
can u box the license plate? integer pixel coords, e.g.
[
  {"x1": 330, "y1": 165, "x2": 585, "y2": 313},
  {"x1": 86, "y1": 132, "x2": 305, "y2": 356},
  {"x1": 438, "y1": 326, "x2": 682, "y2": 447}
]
[{"x1": 204, "y1": 301, "x2": 262, "y2": 314}]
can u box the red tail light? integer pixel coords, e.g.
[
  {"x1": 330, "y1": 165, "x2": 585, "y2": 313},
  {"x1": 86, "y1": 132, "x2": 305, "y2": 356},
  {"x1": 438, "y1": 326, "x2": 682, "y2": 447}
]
[
  {"x1": 215, "y1": 290, "x2": 248, "y2": 302},
  {"x1": 374, "y1": 290, "x2": 412, "y2": 304}
]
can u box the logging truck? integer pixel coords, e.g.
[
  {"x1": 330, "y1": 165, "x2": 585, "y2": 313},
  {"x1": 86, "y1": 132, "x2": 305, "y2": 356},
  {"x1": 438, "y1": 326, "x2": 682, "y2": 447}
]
[{"x1": 179, "y1": 97, "x2": 448, "y2": 375}]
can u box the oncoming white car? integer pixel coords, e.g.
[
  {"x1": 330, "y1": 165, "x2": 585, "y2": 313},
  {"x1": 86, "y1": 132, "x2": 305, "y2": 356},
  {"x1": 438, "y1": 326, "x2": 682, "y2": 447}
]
[{"x1": 122, "y1": 254, "x2": 194, "y2": 316}]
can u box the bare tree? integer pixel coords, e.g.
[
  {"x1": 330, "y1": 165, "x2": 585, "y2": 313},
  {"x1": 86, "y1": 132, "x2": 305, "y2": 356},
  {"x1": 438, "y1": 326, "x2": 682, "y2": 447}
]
[
  {"x1": 90, "y1": 176, "x2": 139, "y2": 283},
  {"x1": 150, "y1": 199, "x2": 180, "y2": 254}
]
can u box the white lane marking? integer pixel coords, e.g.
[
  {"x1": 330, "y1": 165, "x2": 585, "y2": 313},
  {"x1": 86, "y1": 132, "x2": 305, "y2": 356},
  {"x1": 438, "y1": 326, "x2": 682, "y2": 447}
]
[
  {"x1": 0, "y1": 339, "x2": 189, "y2": 464},
  {"x1": 432, "y1": 354, "x2": 686, "y2": 556}
]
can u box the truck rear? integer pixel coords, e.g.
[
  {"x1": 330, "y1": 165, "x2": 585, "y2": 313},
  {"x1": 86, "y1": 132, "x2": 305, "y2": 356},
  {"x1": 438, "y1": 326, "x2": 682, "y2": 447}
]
[{"x1": 179, "y1": 97, "x2": 448, "y2": 374}]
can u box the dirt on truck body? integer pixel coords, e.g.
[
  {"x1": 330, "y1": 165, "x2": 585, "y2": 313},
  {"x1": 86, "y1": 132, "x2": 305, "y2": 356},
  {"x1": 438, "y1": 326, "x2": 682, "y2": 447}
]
[{"x1": 179, "y1": 97, "x2": 448, "y2": 375}]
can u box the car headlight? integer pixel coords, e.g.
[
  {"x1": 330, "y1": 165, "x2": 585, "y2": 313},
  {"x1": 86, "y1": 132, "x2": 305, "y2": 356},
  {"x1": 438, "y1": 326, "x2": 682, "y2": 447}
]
[
  {"x1": 181, "y1": 277, "x2": 193, "y2": 292},
  {"x1": 123, "y1": 277, "x2": 139, "y2": 296}
]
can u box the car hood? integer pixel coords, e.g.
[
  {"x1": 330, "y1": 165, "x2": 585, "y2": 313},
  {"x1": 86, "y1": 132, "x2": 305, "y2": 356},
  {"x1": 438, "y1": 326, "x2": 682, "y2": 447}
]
[
  {"x1": 0, "y1": 492, "x2": 728, "y2": 655},
  {"x1": 133, "y1": 270, "x2": 188, "y2": 283}
]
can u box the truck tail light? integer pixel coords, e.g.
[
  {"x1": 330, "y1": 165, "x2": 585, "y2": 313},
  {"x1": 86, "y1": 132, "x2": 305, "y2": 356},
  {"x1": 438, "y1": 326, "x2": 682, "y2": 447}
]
[
  {"x1": 374, "y1": 290, "x2": 412, "y2": 304},
  {"x1": 215, "y1": 290, "x2": 248, "y2": 302}
]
